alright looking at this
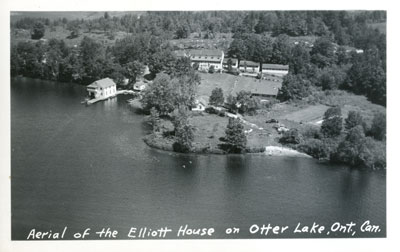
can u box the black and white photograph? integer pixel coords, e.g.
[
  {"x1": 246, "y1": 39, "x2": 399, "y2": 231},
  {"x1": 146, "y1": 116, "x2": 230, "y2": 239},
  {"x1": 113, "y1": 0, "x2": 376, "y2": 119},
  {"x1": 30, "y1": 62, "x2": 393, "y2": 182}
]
[{"x1": 1, "y1": 0, "x2": 399, "y2": 251}]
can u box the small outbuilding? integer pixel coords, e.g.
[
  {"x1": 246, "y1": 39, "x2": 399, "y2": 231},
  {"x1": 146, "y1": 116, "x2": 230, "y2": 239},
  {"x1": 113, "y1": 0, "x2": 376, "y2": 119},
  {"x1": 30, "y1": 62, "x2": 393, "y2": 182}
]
[
  {"x1": 261, "y1": 64, "x2": 289, "y2": 77},
  {"x1": 87, "y1": 78, "x2": 117, "y2": 99}
]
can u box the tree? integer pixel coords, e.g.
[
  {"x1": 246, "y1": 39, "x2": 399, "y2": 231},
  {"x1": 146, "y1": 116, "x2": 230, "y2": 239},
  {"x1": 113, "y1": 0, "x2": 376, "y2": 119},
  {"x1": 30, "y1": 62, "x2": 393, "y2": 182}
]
[
  {"x1": 345, "y1": 49, "x2": 386, "y2": 106},
  {"x1": 227, "y1": 58, "x2": 233, "y2": 72},
  {"x1": 289, "y1": 44, "x2": 311, "y2": 75},
  {"x1": 254, "y1": 12, "x2": 278, "y2": 34},
  {"x1": 330, "y1": 125, "x2": 386, "y2": 169},
  {"x1": 31, "y1": 21, "x2": 45, "y2": 40},
  {"x1": 172, "y1": 107, "x2": 194, "y2": 153},
  {"x1": 298, "y1": 139, "x2": 329, "y2": 159},
  {"x1": 368, "y1": 112, "x2": 386, "y2": 141},
  {"x1": 149, "y1": 47, "x2": 177, "y2": 75},
  {"x1": 173, "y1": 70, "x2": 201, "y2": 109},
  {"x1": 124, "y1": 61, "x2": 145, "y2": 83},
  {"x1": 331, "y1": 125, "x2": 369, "y2": 167},
  {"x1": 321, "y1": 106, "x2": 343, "y2": 137},
  {"x1": 345, "y1": 111, "x2": 366, "y2": 131},
  {"x1": 149, "y1": 107, "x2": 161, "y2": 132},
  {"x1": 175, "y1": 24, "x2": 190, "y2": 39},
  {"x1": 209, "y1": 88, "x2": 225, "y2": 107},
  {"x1": 228, "y1": 38, "x2": 247, "y2": 62},
  {"x1": 272, "y1": 34, "x2": 292, "y2": 64},
  {"x1": 208, "y1": 65, "x2": 216, "y2": 74},
  {"x1": 280, "y1": 128, "x2": 303, "y2": 144},
  {"x1": 141, "y1": 71, "x2": 200, "y2": 115},
  {"x1": 318, "y1": 64, "x2": 348, "y2": 90},
  {"x1": 224, "y1": 117, "x2": 247, "y2": 153},
  {"x1": 141, "y1": 73, "x2": 176, "y2": 115},
  {"x1": 277, "y1": 74, "x2": 311, "y2": 101},
  {"x1": 236, "y1": 90, "x2": 260, "y2": 115},
  {"x1": 226, "y1": 94, "x2": 238, "y2": 113},
  {"x1": 252, "y1": 35, "x2": 273, "y2": 69},
  {"x1": 79, "y1": 36, "x2": 105, "y2": 82},
  {"x1": 67, "y1": 20, "x2": 81, "y2": 39},
  {"x1": 310, "y1": 37, "x2": 336, "y2": 68}
]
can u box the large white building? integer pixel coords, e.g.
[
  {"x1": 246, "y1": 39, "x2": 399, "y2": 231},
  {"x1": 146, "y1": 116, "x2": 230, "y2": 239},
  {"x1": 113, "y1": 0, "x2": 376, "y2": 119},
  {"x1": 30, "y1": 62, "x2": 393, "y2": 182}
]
[
  {"x1": 261, "y1": 64, "x2": 289, "y2": 76},
  {"x1": 189, "y1": 49, "x2": 224, "y2": 72},
  {"x1": 87, "y1": 78, "x2": 117, "y2": 99}
]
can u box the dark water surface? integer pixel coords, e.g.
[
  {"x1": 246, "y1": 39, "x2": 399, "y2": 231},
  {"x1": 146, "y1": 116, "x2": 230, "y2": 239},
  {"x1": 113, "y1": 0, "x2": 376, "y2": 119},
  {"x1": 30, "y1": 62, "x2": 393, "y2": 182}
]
[{"x1": 11, "y1": 77, "x2": 386, "y2": 240}]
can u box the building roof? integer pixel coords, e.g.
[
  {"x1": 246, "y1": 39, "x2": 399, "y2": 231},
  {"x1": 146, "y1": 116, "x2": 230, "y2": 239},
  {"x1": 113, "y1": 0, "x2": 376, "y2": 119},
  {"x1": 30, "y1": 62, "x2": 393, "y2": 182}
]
[
  {"x1": 223, "y1": 58, "x2": 238, "y2": 65},
  {"x1": 239, "y1": 60, "x2": 259, "y2": 67},
  {"x1": 189, "y1": 49, "x2": 223, "y2": 57},
  {"x1": 262, "y1": 64, "x2": 289, "y2": 70},
  {"x1": 173, "y1": 50, "x2": 187, "y2": 58},
  {"x1": 87, "y1": 78, "x2": 116, "y2": 89}
]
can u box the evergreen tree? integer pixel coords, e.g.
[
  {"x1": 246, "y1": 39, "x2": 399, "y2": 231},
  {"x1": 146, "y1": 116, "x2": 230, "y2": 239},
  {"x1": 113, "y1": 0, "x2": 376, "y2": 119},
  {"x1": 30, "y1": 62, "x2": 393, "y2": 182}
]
[{"x1": 224, "y1": 117, "x2": 247, "y2": 153}]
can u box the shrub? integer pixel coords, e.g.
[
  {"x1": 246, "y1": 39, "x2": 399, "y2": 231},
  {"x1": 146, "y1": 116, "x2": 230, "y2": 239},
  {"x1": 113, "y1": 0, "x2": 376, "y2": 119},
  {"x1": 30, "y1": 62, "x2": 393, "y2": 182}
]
[
  {"x1": 298, "y1": 139, "x2": 329, "y2": 159},
  {"x1": 279, "y1": 128, "x2": 303, "y2": 144},
  {"x1": 301, "y1": 125, "x2": 322, "y2": 139},
  {"x1": 208, "y1": 65, "x2": 216, "y2": 73}
]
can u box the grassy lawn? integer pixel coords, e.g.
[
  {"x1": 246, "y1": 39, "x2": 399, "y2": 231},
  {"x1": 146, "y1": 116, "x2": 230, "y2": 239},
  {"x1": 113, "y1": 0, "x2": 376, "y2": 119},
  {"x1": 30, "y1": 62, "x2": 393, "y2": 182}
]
[{"x1": 278, "y1": 104, "x2": 329, "y2": 124}]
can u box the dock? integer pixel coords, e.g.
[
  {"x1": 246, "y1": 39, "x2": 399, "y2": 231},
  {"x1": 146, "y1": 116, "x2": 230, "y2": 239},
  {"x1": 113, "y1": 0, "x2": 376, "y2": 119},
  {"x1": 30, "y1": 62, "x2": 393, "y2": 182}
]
[{"x1": 85, "y1": 90, "x2": 137, "y2": 105}]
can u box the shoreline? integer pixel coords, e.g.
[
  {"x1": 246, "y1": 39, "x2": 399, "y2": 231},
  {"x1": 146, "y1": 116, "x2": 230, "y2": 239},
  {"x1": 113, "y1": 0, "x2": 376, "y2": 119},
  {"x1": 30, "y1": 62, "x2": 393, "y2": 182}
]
[{"x1": 143, "y1": 133, "x2": 311, "y2": 157}]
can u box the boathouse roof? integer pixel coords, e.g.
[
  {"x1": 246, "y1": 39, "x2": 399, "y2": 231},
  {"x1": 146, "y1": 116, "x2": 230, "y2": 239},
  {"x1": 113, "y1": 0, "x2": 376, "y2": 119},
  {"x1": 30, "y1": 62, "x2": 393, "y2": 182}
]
[{"x1": 87, "y1": 78, "x2": 116, "y2": 89}]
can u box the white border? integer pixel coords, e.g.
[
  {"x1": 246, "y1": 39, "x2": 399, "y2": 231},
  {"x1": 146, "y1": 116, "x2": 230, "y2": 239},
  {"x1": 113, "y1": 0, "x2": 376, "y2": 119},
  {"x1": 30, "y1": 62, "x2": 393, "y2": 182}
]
[{"x1": 1, "y1": 1, "x2": 399, "y2": 251}]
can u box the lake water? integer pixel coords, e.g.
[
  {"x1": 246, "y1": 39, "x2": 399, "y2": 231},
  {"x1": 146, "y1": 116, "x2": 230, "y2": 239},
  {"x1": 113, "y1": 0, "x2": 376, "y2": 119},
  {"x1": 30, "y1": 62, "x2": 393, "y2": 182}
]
[{"x1": 11, "y1": 77, "x2": 386, "y2": 240}]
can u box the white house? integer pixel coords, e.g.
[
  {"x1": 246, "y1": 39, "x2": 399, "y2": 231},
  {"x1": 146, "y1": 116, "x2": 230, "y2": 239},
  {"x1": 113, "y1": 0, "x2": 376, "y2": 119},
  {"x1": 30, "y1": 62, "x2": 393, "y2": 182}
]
[
  {"x1": 87, "y1": 78, "x2": 117, "y2": 99},
  {"x1": 261, "y1": 64, "x2": 289, "y2": 77},
  {"x1": 192, "y1": 97, "x2": 208, "y2": 112},
  {"x1": 239, "y1": 60, "x2": 260, "y2": 74},
  {"x1": 189, "y1": 49, "x2": 224, "y2": 72}
]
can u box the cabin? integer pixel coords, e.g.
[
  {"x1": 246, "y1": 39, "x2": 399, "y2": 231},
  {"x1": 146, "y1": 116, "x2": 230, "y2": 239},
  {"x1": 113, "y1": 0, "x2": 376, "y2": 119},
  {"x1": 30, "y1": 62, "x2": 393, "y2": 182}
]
[
  {"x1": 222, "y1": 58, "x2": 238, "y2": 70},
  {"x1": 261, "y1": 64, "x2": 289, "y2": 77},
  {"x1": 189, "y1": 49, "x2": 224, "y2": 72},
  {"x1": 192, "y1": 97, "x2": 208, "y2": 112},
  {"x1": 239, "y1": 60, "x2": 260, "y2": 74},
  {"x1": 87, "y1": 78, "x2": 117, "y2": 99}
]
